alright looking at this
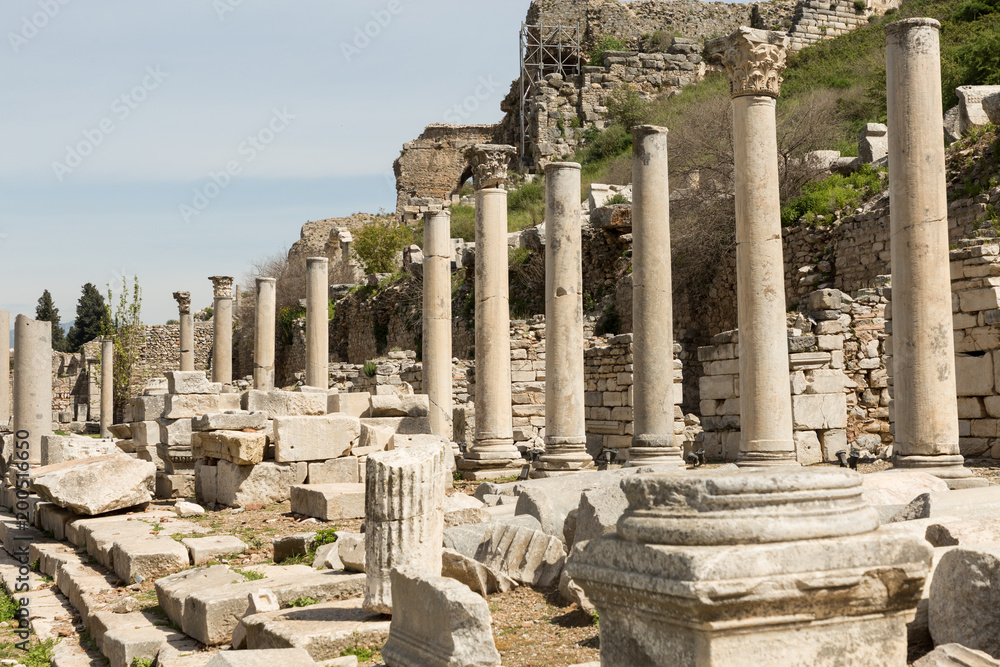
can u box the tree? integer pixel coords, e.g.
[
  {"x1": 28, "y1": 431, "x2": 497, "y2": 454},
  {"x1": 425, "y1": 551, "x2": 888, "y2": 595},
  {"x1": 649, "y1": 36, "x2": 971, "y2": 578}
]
[
  {"x1": 66, "y1": 283, "x2": 110, "y2": 352},
  {"x1": 103, "y1": 277, "x2": 145, "y2": 423},
  {"x1": 35, "y1": 289, "x2": 67, "y2": 352},
  {"x1": 352, "y1": 212, "x2": 413, "y2": 274}
]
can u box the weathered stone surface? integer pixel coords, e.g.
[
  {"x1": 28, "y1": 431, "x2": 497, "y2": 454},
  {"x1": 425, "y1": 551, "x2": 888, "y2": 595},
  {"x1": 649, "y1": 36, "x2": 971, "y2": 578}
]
[
  {"x1": 441, "y1": 548, "x2": 516, "y2": 597},
  {"x1": 364, "y1": 444, "x2": 446, "y2": 614},
  {"x1": 514, "y1": 486, "x2": 581, "y2": 544},
  {"x1": 930, "y1": 544, "x2": 1000, "y2": 656},
  {"x1": 314, "y1": 542, "x2": 344, "y2": 570},
  {"x1": 790, "y1": 393, "x2": 848, "y2": 430},
  {"x1": 291, "y1": 484, "x2": 366, "y2": 521},
  {"x1": 195, "y1": 460, "x2": 218, "y2": 505},
  {"x1": 382, "y1": 569, "x2": 501, "y2": 667},
  {"x1": 174, "y1": 501, "x2": 205, "y2": 518},
  {"x1": 370, "y1": 394, "x2": 430, "y2": 418},
  {"x1": 337, "y1": 532, "x2": 366, "y2": 572},
  {"x1": 216, "y1": 460, "x2": 308, "y2": 508},
  {"x1": 163, "y1": 393, "x2": 240, "y2": 419},
  {"x1": 243, "y1": 389, "x2": 327, "y2": 418},
  {"x1": 192, "y1": 410, "x2": 268, "y2": 431},
  {"x1": 308, "y1": 457, "x2": 360, "y2": 484},
  {"x1": 182, "y1": 535, "x2": 248, "y2": 566},
  {"x1": 274, "y1": 415, "x2": 361, "y2": 462},
  {"x1": 40, "y1": 435, "x2": 120, "y2": 466},
  {"x1": 861, "y1": 470, "x2": 950, "y2": 508},
  {"x1": 103, "y1": 625, "x2": 185, "y2": 667},
  {"x1": 893, "y1": 486, "x2": 1000, "y2": 521},
  {"x1": 329, "y1": 392, "x2": 371, "y2": 418},
  {"x1": 443, "y1": 494, "x2": 489, "y2": 528},
  {"x1": 112, "y1": 536, "x2": 190, "y2": 583},
  {"x1": 31, "y1": 454, "x2": 156, "y2": 515},
  {"x1": 475, "y1": 523, "x2": 566, "y2": 587},
  {"x1": 274, "y1": 533, "x2": 317, "y2": 563},
  {"x1": 204, "y1": 648, "x2": 318, "y2": 666},
  {"x1": 574, "y1": 485, "x2": 628, "y2": 545},
  {"x1": 155, "y1": 565, "x2": 245, "y2": 629},
  {"x1": 166, "y1": 371, "x2": 219, "y2": 395},
  {"x1": 914, "y1": 643, "x2": 1000, "y2": 666},
  {"x1": 925, "y1": 516, "x2": 1000, "y2": 547},
  {"x1": 192, "y1": 431, "x2": 267, "y2": 465}
]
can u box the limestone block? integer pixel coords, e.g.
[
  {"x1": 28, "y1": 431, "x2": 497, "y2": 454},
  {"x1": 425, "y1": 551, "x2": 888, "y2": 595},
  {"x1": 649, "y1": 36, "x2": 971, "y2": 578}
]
[
  {"x1": 313, "y1": 542, "x2": 344, "y2": 570},
  {"x1": 337, "y1": 532, "x2": 366, "y2": 572},
  {"x1": 192, "y1": 410, "x2": 268, "y2": 431},
  {"x1": 273, "y1": 533, "x2": 317, "y2": 562},
  {"x1": 30, "y1": 454, "x2": 155, "y2": 515},
  {"x1": 802, "y1": 369, "x2": 853, "y2": 394},
  {"x1": 862, "y1": 471, "x2": 949, "y2": 508},
  {"x1": 364, "y1": 444, "x2": 446, "y2": 614},
  {"x1": 182, "y1": 535, "x2": 248, "y2": 566},
  {"x1": 155, "y1": 472, "x2": 195, "y2": 499},
  {"x1": 243, "y1": 389, "x2": 327, "y2": 418},
  {"x1": 808, "y1": 289, "x2": 843, "y2": 311},
  {"x1": 308, "y1": 457, "x2": 360, "y2": 484},
  {"x1": 112, "y1": 536, "x2": 190, "y2": 583},
  {"x1": 174, "y1": 501, "x2": 205, "y2": 517},
  {"x1": 163, "y1": 393, "x2": 239, "y2": 420},
  {"x1": 892, "y1": 486, "x2": 1000, "y2": 521},
  {"x1": 930, "y1": 544, "x2": 1000, "y2": 656},
  {"x1": 204, "y1": 648, "x2": 318, "y2": 666},
  {"x1": 441, "y1": 548, "x2": 516, "y2": 597},
  {"x1": 357, "y1": 422, "x2": 394, "y2": 456},
  {"x1": 960, "y1": 287, "x2": 1000, "y2": 313},
  {"x1": 103, "y1": 625, "x2": 184, "y2": 667},
  {"x1": 514, "y1": 486, "x2": 580, "y2": 544},
  {"x1": 131, "y1": 421, "x2": 161, "y2": 447},
  {"x1": 216, "y1": 460, "x2": 308, "y2": 508},
  {"x1": 273, "y1": 415, "x2": 361, "y2": 462},
  {"x1": 329, "y1": 391, "x2": 371, "y2": 418},
  {"x1": 443, "y1": 494, "x2": 489, "y2": 528},
  {"x1": 794, "y1": 430, "x2": 823, "y2": 465},
  {"x1": 699, "y1": 375, "x2": 735, "y2": 401},
  {"x1": 158, "y1": 418, "x2": 193, "y2": 447},
  {"x1": 381, "y1": 569, "x2": 501, "y2": 667},
  {"x1": 195, "y1": 460, "x2": 218, "y2": 505},
  {"x1": 40, "y1": 435, "x2": 119, "y2": 466},
  {"x1": 574, "y1": 485, "x2": 627, "y2": 545},
  {"x1": 474, "y1": 523, "x2": 566, "y2": 587},
  {"x1": 291, "y1": 483, "x2": 366, "y2": 521},
  {"x1": 791, "y1": 393, "x2": 847, "y2": 430},
  {"x1": 914, "y1": 644, "x2": 1000, "y2": 666},
  {"x1": 130, "y1": 394, "x2": 166, "y2": 421},
  {"x1": 242, "y1": 599, "x2": 390, "y2": 661},
  {"x1": 925, "y1": 516, "x2": 1000, "y2": 547},
  {"x1": 166, "y1": 371, "x2": 219, "y2": 395},
  {"x1": 192, "y1": 431, "x2": 267, "y2": 465},
  {"x1": 156, "y1": 566, "x2": 246, "y2": 629},
  {"x1": 956, "y1": 353, "x2": 994, "y2": 396}
]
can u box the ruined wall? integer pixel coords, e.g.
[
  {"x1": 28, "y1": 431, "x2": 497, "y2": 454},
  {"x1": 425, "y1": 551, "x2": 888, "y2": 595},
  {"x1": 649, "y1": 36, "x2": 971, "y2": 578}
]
[{"x1": 137, "y1": 323, "x2": 213, "y2": 386}]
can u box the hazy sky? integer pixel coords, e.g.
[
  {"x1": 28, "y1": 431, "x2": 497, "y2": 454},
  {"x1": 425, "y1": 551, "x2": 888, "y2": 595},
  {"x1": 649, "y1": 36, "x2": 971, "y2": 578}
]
[{"x1": 0, "y1": 0, "x2": 531, "y2": 326}]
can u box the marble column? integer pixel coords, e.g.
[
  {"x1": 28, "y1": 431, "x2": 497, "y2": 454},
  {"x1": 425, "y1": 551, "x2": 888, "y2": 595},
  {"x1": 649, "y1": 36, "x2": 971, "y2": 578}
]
[
  {"x1": 13, "y1": 315, "x2": 52, "y2": 465},
  {"x1": 708, "y1": 27, "x2": 797, "y2": 467},
  {"x1": 628, "y1": 126, "x2": 684, "y2": 468},
  {"x1": 305, "y1": 257, "x2": 329, "y2": 390},
  {"x1": 532, "y1": 162, "x2": 593, "y2": 477},
  {"x1": 423, "y1": 210, "x2": 453, "y2": 440},
  {"x1": 458, "y1": 144, "x2": 523, "y2": 479},
  {"x1": 886, "y1": 18, "x2": 976, "y2": 487},
  {"x1": 209, "y1": 276, "x2": 233, "y2": 385},
  {"x1": 173, "y1": 291, "x2": 194, "y2": 372},
  {"x1": 0, "y1": 311, "x2": 9, "y2": 430},
  {"x1": 254, "y1": 277, "x2": 277, "y2": 390},
  {"x1": 100, "y1": 338, "x2": 114, "y2": 437}
]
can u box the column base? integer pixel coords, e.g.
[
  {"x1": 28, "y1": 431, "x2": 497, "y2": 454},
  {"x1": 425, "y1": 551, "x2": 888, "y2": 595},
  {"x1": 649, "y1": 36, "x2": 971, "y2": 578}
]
[
  {"x1": 532, "y1": 435, "x2": 594, "y2": 476},
  {"x1": 892, "y1": 453, "x2": 986, "y2": 489},
  {"x1": 736, "y1": 446, "x2": 800, "y2": 468},
  {"x1": 456, "y1": 466, "x2": 528, "y2": 481},
  {"x1": 528, "y1": 464, "x2": 595, "y2": 479},
  {"x1": 626, "y1": 435, "x2": 685, "y2": 468},
  {"x1": 458, "y1": 438, "x2": 523, "y2": 478}
]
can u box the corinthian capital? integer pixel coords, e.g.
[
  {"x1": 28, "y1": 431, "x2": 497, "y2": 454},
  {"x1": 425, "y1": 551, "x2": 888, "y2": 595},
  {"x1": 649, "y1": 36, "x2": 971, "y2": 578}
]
[
  {"x1": 467, "y1": 144, "x2": 516, "y2": 190},
  {"x1": 209, "y1": 276, "x2": 234, "y2": 298},
  {"x1": 706, "y1": 27, "x2": 789, "y2": 99},
  {"x1": 172, "y1": 291, "x2": 191, "y2": 314}
]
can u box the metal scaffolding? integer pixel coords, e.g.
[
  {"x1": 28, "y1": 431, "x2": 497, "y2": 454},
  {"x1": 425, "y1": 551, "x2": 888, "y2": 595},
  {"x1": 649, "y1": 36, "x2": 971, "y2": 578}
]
[{"x1": 519, "y1": 22, "x2": 582, "y2": 170}]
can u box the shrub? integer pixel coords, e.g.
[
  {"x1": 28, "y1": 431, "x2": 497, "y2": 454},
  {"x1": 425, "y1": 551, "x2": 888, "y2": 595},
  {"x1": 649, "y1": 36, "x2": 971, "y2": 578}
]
[
  {"x1": 604, "y1": 85, "x2": 649, "y2": 130},
  {"x1": 449, "y1": 204, "x2": 476, "y2": 241},
  {"x1": 508, "y1": 179, "x2": 546, "y2": 232},
  {"x1": 588, "y1": 35, "x2": 627, "y2": 65},
  {"x1": 363, "y1": 360, "x2": 378, "y2": 377},
  {"x1": 780, "y1": 165, "x2": 885, "y2": 226},
  {"x1": 952, "y1": 0, "x2": 997, "y2": 21},
  {"x1": 640, "y1": 29, "x2": 675, "y2": 52},
  {"x1": 288, "y1": 597, "x2": 319, "y2": 608},
  {"x1": 352, "y1": 213, "x2": 413, "y2": 274},
  {"x1": 604, "y1": 192, "x2": 629, "y2": 205},
  {"x1": 277, "y1": 305, "x2": 306, "y2": 345},
  {"x1": 853, "y1": 0, "x2": 867, "y2": 11},
  {"x1": 582, "y1": 123, "x2": 633, "y2": 163}
]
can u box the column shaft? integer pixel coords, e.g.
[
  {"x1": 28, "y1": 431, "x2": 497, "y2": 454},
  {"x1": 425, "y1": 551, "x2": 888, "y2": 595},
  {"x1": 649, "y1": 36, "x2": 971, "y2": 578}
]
[
  {"x1": 0, "y1": 311, "x2": 9, "y2": 429},
  {"x1": 179, "y1": 314, "x2": 194, "y2": 371},
  {"x1": 629, "y1": 126, "x2": 683, "y2": 467},
  {"x1": 100, "y1": 339, "x2": 114, "y2": 437},
  {"x1": 13, "y1": 315, "x2": 52, "y2": 465},
  {"x1": 305, "y1": 257, "x2": 329, "y2": 389},
  {"x1": 210, "y1": 277, "x2": 234, "y2": 385},
  {"x1": 254, "y1": 278, "x2": 277, "y2": 390},
  {"x1": 423, "y1": 211, "x2": 453, "y2": 440}
]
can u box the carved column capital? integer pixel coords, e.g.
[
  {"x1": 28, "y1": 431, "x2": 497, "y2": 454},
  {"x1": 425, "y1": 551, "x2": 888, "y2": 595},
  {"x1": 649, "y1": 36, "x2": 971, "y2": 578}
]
[
  {"x1": 467, "y1": 144, "x2": 516, "y2": 190},
  {"x1": 172, "y1": 291, "x2": 191, "y2": 314},
  {"x1": 706, "y1": 27, "x2": 789, "y2": 99},
  {"x1": 209, "y1": 276, "x2": 234, "y2": 298}
]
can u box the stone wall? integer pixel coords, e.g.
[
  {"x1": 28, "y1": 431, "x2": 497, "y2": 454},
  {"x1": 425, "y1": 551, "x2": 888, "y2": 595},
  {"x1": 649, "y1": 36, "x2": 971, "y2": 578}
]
[
  {"x1": 137, "y1": 323, "x2": 213, "y2": 387},
  {"x1": 786, "y1": 0, "x2": 881, "y2": 51}
]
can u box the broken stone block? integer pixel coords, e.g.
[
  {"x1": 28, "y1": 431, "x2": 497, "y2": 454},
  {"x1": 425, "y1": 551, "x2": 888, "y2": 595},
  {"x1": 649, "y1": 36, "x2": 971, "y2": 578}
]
[
  {"x1": 313, "y1": 542, "x2": 344, "y2": 570},
  {"x1": 243, "y1": 389, "x2": 327, "y2": 418},
  {"x1": 443, "y1": 494, "x2": 489, "y2": 528},
  {"x1": 155, "y1": 472, "x2": 195, "y2": 500},
  {"x1": 559, "y1": 568, "x2": 594, "y2": 614},
  {"x1": 329, "y1": 392, "x2": 371, "y2": 418},
  {"x1": 925, "y1": 517, "x2": 1000, "y2": 547},
  {"x1": 130, "y1": 394, "x2": 166, "y2": 421},
  {"x1": 174, "y1": 501, "x2": 205, "y2": 518},
  {"x1": 112, "y1": 536, "x2": 190, "y2": 583},
  {"x1": 930, "y1": 544, "x2": 1000, "y2": 656},
  {"x1": 192, "y1": 431, "x2": 267, "y2": 465},
  {"x1": 195, "y1": 460, "x2": 218, "y2": 505},
  {"x1": 273, "y1": 533, "x2": 317, "y2": 562},
  {"x1": 130, "y1": 421, "x2": 161, "y2": 447},
  {"x1": 163, "y1": 393, "x2": 240, "y2": 419},
  {"x1": 192, "y1": 410, "x2": 268, "y2": 431},
  {"x1": 862, "y1": 470, "x2": 950, "y2": 508},
  {"x1": 103, "y1": 625, "x2": 186, "y2": 667},
  {"x1": 216, "y1": 460, "x2": 308, "y2": 508},
  {"x1": 356, "y1": 422, "x2": 394, "y2": 456},
  {"x1": 474, "y1": 522, "x2": 566, "y2": 587},
  {"x1": 364, "y1": 443, "x2": 446, "y2": 614},
  {"x1": 307, "y1": 457, "x2": 360, "y2": 484},
  {"x1": 182, "y1": 535, "x2": 248, "y2": 566},
  {"x1": 291, "y1": 484, "x2": 366, "y2": 521},
  {"x1": 381, "y1": 569, "x2": 501, "y2": 666},
  {"x1": 892, "y1": 486, "x2": 1000, "y2": 522},
  {"x1": 30, "y1": 454, "x2": 155, "y2": 515},
  {"x1": 574, "y1": 485, "x2": 628, "y2": 545},
  {"x1": 274, "y1": 415, "x2": 361, "y2": 462},
  {"x1": 166, "y1": 370, "x2": 219, "y2": 395},
  {"x1": 109, "y1": 423, "x2": 132, "y2": 439},
  {"x1": 337, "y1": 532, "x2": 365, "y2": 572},
  {"x1": 40, "y1": 435, "x2": 119, "y2": 466},
  {"x1": 204, "y1": 647, "x2": 317, "y2": 667},
  {"x1": 441, "y1": 548, "x2": 516, "y2": 597},
  {"x1": 514, "y1": 486, "x2": 580, "y2": 544},
  {"x1": 914, "y1": 643, "x2": 1000, "y2": 666},
  {"x1": 370, "y1": 394, "x2": 409, "y2": 417}
]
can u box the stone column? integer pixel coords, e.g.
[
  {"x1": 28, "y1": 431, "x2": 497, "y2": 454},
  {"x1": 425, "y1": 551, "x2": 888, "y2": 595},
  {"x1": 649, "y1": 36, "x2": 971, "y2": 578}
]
[
  {"x1": 0, "y1": 311, "x2": 9, "y2": 430},
  {"x1": 209, "y1": 276, "x2": 234, "y2": 385},
  {"x1": 99, "y1": 338, "x2": 114, "y2": 437},
  {"x1": 886, "y1": 19, "x2": 976, "y2": 487},
  {"x1": 305, "y1": 257, "x2": 329, "y2": 390},
  {"x1": 629, "y1": 126, "x2": 683, "y2": 468},
  {"x1": 173, "y1": 291, "x2": 194, "y2": 372},
  {"x1": 254, "y1": 277, "x2": 277, "y2": 390},
  {"x1": 13, "y1": 315, "x2": 52, "y2": 465},
  {"x1": 708, "y1": 27, "x2": 797, "y2": 467},
  {"x1": 457, "y1": 145, "x2": 523, "y2": 480},
  {"x1": 423, "y1": 210, "x2": 453, "y2": 439},
  {"x1": 533, "y1": 162, "x2": 593, "y2": 477}
]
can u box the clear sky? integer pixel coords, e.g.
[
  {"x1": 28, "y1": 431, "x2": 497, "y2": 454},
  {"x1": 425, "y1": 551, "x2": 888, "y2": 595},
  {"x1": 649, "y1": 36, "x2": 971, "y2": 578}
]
[{"x1": 0, "y1": 0, "x2": 531, "y2": 327}]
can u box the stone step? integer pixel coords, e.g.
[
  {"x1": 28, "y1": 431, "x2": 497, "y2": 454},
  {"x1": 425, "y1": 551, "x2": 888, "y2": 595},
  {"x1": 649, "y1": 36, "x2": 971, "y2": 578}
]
[
  {"x1": 205, "y1": 648, "x2": 320, "y2": 666},
  {"x1": 242, "y1": 598, "x2": 390, "y2": 660}
]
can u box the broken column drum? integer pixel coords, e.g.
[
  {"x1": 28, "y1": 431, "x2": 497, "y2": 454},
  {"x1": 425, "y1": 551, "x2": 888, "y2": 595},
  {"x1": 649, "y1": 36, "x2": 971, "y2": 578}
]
[
  {"x1": 423, "y1": 210, "x2": 453, "y2": 440},
  {"x1": 886, "y1": 18, "x2": 975, "y2": 487},
  {"x1": 13, "y1": 315, "x2": 52, "y2": 465},
  {"x1": 305, "y1": 257, "x2": 329, "y2": 390},
  {"x1": 209, "y1": 276, "x2": 234, "y2": 385},
  {"x1": 254, "y1": 277, "x2": 276, "y2": 390},
  {"x1": 173, "y1": 291, "x2": 194, "y2": 372},
  {"x1": 533, "y1": 161, "x2": 593, "y2": 477}
]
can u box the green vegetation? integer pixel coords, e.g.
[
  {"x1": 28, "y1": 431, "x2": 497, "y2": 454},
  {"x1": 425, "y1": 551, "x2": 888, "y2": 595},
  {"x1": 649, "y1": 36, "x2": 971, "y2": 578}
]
[
  {"x1": 363, "y1": 360, "x2": 378, "y2": 378},
  {"x1": 341, "y1": 645, "x2": 379, "y2": 662},
  {"x1": 781, "y1": 165, "x2": 887, "y2": 226},
  {"x1": 66, "y1": 282, "x2": 110, "y2": 352},
  {"x1": 35, "y1": 289, "x2": 68, "y2": 352},
  {"x1": 352, "y1": 212, "x2": 413, "y2": 274},
  {"x1": 0, "y1": 638, "x2": 58, "y2": 667},
  {"x1": 449, "y1": 204, "x2": 476, "y2": 241},
  {"x1": 640, "y1": 29, "x2": 676, "y2": 53},
  {"x1": 234, "y1": 568, "x2": 265, "y2": 581},
  {"x1": 277, "y1": 304, "x2": 306, "y2": 345},
  {"x1": 0, "y1": 587, "x2": 18, "y2": 622},
  {"x1": 288, "y1": 597, "x2": 319, "y2": 608},
  {"x1": 131, "y1": 658, "x2": 154, "y2": 667},
  {"x1": 605, "y1": 85, "x2": 649, "y2": 130},
  {"x1": 588, "y1": 35, "x2": 627, "y2": 65},
  {"x1": 507, "y1": 178, "x2": 545, "y2": 232},
  {"x1": 604, "y1": 192, "x2": 629, "y2": 206},
  {"x1": 103, "y1": 276, "x2": 146, "y2": 423}
]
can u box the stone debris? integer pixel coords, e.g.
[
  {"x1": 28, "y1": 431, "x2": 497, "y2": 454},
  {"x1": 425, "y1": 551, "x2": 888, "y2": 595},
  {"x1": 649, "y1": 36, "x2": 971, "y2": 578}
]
[
  {"x1": 892, "y1": 486, "x2": 1000, "y2": 522},
  {"x1": 232, "y1": 589, "x2": 281, "y2": 649},
  {"x1": 914, "y1": 643, "x2": 1000, "y2": 666},
  {"x1": 174, "y1": 500, "x2": 205, "y2": 518},
  {"x1": 441, "y1": 548, "x2": 516, "y2": 597},
  {"x1": 192, "y1": 431, "x2": 268, "y2": 465},
  {"x1": 474, "y1": 522, "x2": 566, "y2": 587},
  {"x1": 291, "y1": 483, "x2": 366, "y2": 521},
  {"x1": 40, "y1": 434, "x2": 120, "y2": 466},
  {"x1": 274, "y1": 414, "x2": 361, "y2": 462},
  {"x1": 274, "y1": 533, "x2": 319, "y2": 562},
  {"x1": 30, "y1": 454, "x2": 156, "y2": 515},
  {"x1": 443, "y1": 493, "x2": 490, "y2": 528},
  {"x1": 313, "y1": 541, "x2": 344, "y2": 570},
  {"x1": 307, "y1": 456, "x2": 361, "y2": 484},
  {"x1": 337, "y1": 532, "x2": 366, "y2": 572},
  {"x1": 573, "y1": 484, "x2": 628, "y2": 545},
  {"x1": 930, "y1": 544, "x2": 1000, "y2": 657},
  {"x1": 166, "y1": 370, "x2": 220, "y2": 395},
  {"x1": 205, "y1": 647, "x2": 318, "y2": 666},
  {"x1": 381, "y1": 568, "x2": 501, "y2": 667},
  {"x1": 182, "y1": 535, "x2": 248, "y2": 566}
]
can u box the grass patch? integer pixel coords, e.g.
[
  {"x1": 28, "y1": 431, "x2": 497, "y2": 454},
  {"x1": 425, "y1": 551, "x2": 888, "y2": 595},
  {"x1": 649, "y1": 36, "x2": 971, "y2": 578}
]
[
  {"x1": 0, "y1": 587, "x2": 18, "y2": 623},
  {"x1": 781, "y1": 164, "x2": 886, "y2": 226},
  {"x1": 234, "y1": 568, "x2": 265, "y2": 582},
  {"x1": 288, "y1": 596, "x2": 319, "y2": 608},
  {"x1": 449, "y1": 204, "x2": 476, "y2": 241}
]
